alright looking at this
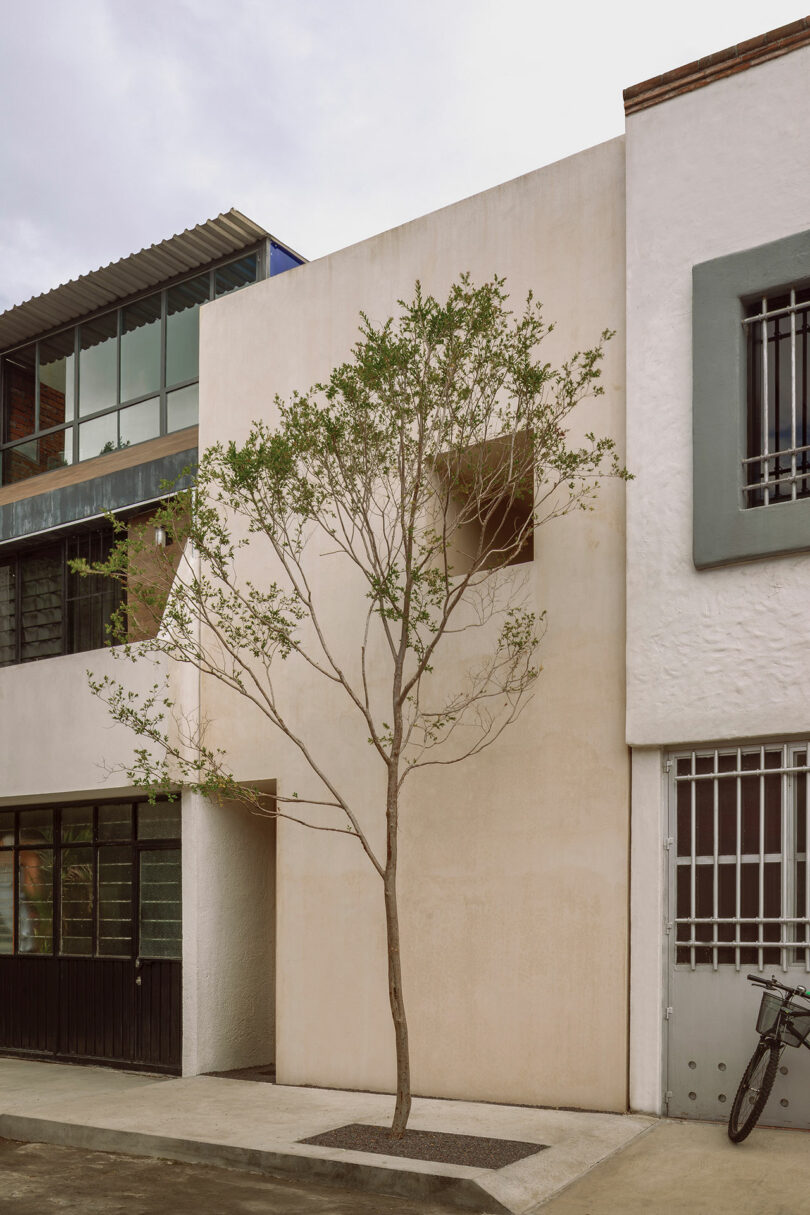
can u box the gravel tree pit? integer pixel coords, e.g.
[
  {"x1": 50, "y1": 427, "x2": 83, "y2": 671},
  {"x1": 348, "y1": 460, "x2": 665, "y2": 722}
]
[{"x1": 300, "y1": 1124, "x2": 548, "y2": 1168}]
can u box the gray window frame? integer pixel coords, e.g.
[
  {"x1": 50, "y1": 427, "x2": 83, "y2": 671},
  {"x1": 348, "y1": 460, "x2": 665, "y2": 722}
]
[{"x1": 693, "y1": 228, "x2": 810, "y2": 567}]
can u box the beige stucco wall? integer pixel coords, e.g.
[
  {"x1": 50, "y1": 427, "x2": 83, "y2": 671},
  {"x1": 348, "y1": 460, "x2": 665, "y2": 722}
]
[
  {"x1": 0, "y1": 647, "x2": 165, "y2": 804},
  {"x1": 182, "y1": 791, "x2": 275, "y2": 1077},
  {"x1": 194, "y1": 136, "x2": 629, "y2": 1111}
]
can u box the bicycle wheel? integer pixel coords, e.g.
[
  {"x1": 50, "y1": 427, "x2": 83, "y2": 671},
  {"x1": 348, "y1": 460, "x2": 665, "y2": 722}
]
[{"x1": 727, "y1": 1038, "x2": 781, "y2": 1142}]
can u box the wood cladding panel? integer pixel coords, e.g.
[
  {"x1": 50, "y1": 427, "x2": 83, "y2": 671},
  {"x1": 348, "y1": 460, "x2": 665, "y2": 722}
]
[{"x1": 0, "y1": 427, "x2": 198, "y2": 507}]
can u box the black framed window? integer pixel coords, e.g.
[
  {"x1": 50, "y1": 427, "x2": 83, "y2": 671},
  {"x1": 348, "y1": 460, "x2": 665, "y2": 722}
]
[
  {"x1": 0, "y1": 800, "x2": 180, "y2": 959},
  {"x1": 0, "y1": 250, "x2": 263, "y2": 488},
  {"x1": 0, "y1": 524, "x2": 121, "y2": 666}
]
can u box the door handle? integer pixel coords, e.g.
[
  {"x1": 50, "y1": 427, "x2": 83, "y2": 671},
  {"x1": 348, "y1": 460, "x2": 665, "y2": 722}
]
[{"x1": 135, "y1": 975, "x2": 142, "y2": 986}]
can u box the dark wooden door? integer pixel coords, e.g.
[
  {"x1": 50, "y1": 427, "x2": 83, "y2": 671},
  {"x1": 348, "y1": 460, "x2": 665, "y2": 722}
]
[{"x1": 0, "y1": 800, "x2": 182, "y2": 1072}]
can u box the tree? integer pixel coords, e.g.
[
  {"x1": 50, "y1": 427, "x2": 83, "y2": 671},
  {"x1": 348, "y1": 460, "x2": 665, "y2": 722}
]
[{"x1": 78, "y1": 275, "x2": 626, "y2": 1137}]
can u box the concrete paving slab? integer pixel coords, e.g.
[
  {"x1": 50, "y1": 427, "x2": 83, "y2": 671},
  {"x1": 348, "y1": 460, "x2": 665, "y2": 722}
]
[
  {"x1": 0, "y1": 1059, "x2": 653, "y2": 1213},
  {"x1": 532, "y1": 1117, "x2": 810, "y2": 1215},
  {"x1": 0, "y1": 1058, "x2": 168, "y2": 1104}
]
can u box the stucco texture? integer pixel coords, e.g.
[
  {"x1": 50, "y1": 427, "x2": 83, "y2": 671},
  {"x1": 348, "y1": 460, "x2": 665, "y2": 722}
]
[
  {"x1": 193, "y1": 138, "x2": 629, "y2": 1112},
  {"x1": 626, "y1": 45, "x2": 810, "y2": 747}
]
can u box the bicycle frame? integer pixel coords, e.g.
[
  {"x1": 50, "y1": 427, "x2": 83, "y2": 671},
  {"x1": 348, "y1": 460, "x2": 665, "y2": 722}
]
[{"x1": 728, "y1": 974, "x2": 810, "y2": 1142}]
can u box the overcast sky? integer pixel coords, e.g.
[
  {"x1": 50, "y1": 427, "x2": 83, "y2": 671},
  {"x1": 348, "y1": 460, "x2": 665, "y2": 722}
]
[{"x1": 0, "y1": 0, "x2": 806, "y2": 312}]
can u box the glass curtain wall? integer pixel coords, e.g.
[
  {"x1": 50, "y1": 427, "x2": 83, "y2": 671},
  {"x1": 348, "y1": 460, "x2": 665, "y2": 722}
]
[{"x1": 0, "y1": 248, "x2": 279, "y2": 487}]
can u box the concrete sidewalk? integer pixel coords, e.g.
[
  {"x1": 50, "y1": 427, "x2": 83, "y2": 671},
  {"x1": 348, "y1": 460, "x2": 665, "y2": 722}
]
[{"x1": 0, "y1": 1059, "x2": 652, "y2": 1213}]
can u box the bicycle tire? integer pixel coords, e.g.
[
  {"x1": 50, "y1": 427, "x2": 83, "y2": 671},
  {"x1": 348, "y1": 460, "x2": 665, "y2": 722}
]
[{"x1": 727, "y1": 1038, "x2": 781, "y2": 1142}]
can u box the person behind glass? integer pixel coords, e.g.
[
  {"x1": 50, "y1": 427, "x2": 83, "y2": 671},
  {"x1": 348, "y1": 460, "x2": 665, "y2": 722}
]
[{"x1": 0, "y1": 830, "x2": 44, "y2": 952}]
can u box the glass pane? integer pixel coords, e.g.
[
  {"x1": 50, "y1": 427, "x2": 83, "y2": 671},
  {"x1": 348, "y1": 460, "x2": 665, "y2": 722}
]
[
  {"x1": 18, "y1": 845, "x2": 53, "y2": 953},
  {"x1": 118, "y1": 397, "x2": 159, "y2": 448},
  {"x1": 215, "y1": 254, "x2": 257, "y2": 298},
  {"x1": 1, "y1": 430, "x2": 73, "y2": 485},
  {"x1": 121, "y1": 293, "x2": 161, "y2": 403},
  {"x1": 40, "y1": 428, "x2": 73, "y2": 472},
  {"x1": 98, "y1": 803, "x2": 133, "y2": 840},
  {"x1": 0, "y1": 850, "x2": 12, "y2": 954},
  {"x1": 138, "y1": 802, "x2": 181, "y2": 839},
  {"x1": 694, "y1": 755, "x2": 713, "y2": 856},
  {"x1": 166, "y1": 275, "x2": 207, "y2": 387},
  {"x1": 139, "y1": 848, "x2": 181, "y2": 959},
  {"x1": 79, "y1": 313, "x2": 117, "y2": 416},
  {"x1": 97, "y1": 845, "x2": 133, "y2": 956},
  {"x1": 270, "y1": 241, "x2": 302, "y2": 276},
  {"x1": 0, "y1": 560, "x2": 16, "y2": 665},
  {"x1": 20, "y1": 546, "x2": 63, "y2": 662},
  {"x1": 717, "y1": 753, "x2": 737, "y2": 854},
  {"x1": 795, "y1": 755, "x2": 807, "y2": 855},
  {"x1": 741, "y1": 751, "x2": 760, "y2": 853},
  {"x1": 60, "y1": 846, "x2": 93, "y2": 955},
  {"x1": 39, "y1": 331, "x2": 75, "y2": 426},
  {"x1": 66, "y1": 528, "x2": 121, "y2": 655},
  {"x1": 61, "y1": 806, "x2": 93, "y2": 843},
  {"x1": 0, "y1": 809, "x2": 14, "y2": 836},
  {"x1": 79, "y1": 412, "x2": 118, "y2": 461},
  {"x1": 166, "y1": 384, "x2": 198, "y2": 433},
  {"x1": 19, "y1": 808, "x2": 54, "y2": 843},
  {"x1": 2, "y1": 345, "x2": 36, "y2": 442}
]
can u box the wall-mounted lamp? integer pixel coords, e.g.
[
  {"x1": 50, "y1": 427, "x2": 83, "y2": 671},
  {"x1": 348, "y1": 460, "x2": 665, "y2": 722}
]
[{"x1": 154, "y1": 525, "x2": 172, "y2": 548}]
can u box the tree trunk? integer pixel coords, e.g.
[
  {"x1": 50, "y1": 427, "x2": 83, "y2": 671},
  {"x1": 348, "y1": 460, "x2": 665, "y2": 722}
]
[{"x1": 384, "y1": 862, "x2": 411, "y2": 1136}]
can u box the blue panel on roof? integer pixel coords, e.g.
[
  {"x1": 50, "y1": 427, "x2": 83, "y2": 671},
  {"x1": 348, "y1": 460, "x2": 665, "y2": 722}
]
[{"x1": 270, "y1": 242, "x2": 303, "y2": 277}]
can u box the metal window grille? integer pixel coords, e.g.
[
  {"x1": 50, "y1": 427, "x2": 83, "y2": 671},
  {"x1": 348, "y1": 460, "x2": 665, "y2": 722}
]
[
  {"x1": 673, "y1": 744, "x2": 810, "y2": 972},
  {"x1": 743, "y1": 289, "x2": 810, "y2": 508}
]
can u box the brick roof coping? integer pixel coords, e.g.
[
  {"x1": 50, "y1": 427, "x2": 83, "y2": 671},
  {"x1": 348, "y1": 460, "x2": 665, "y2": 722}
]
[{"x1": 624, "y1": 16, "x2": 810, "y2": 115}]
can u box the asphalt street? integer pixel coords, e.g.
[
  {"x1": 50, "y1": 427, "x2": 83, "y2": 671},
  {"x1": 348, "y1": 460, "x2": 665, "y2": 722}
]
[{"x1": 0, "y1": 1138, "x2": 458, "y2": 1215}]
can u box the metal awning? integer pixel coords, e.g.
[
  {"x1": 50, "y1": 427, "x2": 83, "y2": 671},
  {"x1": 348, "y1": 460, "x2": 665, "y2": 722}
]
[{"x1": 0, "y1": 209, "x2": 300, "y2": 352}]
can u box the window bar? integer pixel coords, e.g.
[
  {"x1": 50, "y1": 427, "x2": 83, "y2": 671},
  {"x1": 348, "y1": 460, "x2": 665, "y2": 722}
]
[
  {"x1": 34, "y1": 340, "x2": 40, "y2": 436},
  {"x1": 803, "y1": 310, "x2": 809, "y2": 496},
  {"x1": 791, "y1": 291, "x2": 798, "y2": 502},
  {"x1": 736, "y1": 750, "x2": 742, "y2": 971},
  {"x1": 781, "y1": 745, "x2": 789, "y2": 971},
  {"x1": 713, "y1": 750, "x2": 719, "y2": 970},
  {"x1": 72, "y1": 327, "x2": 80, "y2": 467},
  {"x1": 676, "y1": 760, "x2": 809, "y2": 781},
  {"x1": 691, "y1": 751, "x2": 696, "y2": 971},
  {"x1": 759, "y1": 746, "x2": 765, "y2": 970},
  {"x1": 761, "y1": 301, "x2": 770, "y2": 506},
  {"x1": 12, "y1": 811, "x2": 18, "y2": 951},
  {"x1": 806, "y1": 766, "x2": 810, "y2": 972}
]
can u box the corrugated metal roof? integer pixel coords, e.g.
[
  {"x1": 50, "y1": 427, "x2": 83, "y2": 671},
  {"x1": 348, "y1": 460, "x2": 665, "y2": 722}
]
[{"x1": 0, "y1": 209, "x2": 295, "y2": 352}]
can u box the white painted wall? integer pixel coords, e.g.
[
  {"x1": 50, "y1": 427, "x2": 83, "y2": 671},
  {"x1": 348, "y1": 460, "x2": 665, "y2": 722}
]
[
  {"x1": 628, "y1": 746, "x2": 665, "y2": 1114},
  {"x1": 625, "y1": 45, "x2": 810, "y2": 1111},
  {"x1": 182, "y1": 791, "x2": 275, "y2": 1076},
  {"x1": 194, "y1": 138, "x2": 630, "y2": 1110},
  {"x1": 0, "y1": 647, "x2": 165, "y2": 803},
  {"x1": 626, "y1": 46, "x2": 810, "y2": 748}
]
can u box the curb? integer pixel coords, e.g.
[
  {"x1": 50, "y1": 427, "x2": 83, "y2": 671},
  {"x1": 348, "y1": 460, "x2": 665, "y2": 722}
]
[{"x1": 0, "y1": 1114, "x2": 512, "y2": 1214}]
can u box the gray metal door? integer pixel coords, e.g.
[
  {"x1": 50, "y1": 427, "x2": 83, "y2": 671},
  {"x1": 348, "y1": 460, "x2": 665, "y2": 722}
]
[{"x1": 666, "y1": 743, "x2": 810, "y2": 1127}]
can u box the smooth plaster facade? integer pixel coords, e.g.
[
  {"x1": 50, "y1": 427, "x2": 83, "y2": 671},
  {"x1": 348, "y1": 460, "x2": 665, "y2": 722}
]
[
  {"x1": 194, "y1": 136, "x2": 630, "y2": 1111},
  {"x1": 626, "y1": 43, "x2": 810, "y2": 1113}
]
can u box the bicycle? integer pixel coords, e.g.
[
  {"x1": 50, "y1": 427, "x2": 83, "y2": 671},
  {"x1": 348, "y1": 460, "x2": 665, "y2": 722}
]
[{"x1": 728, "y1": 973, "x2": 810, "y2": 1142}]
